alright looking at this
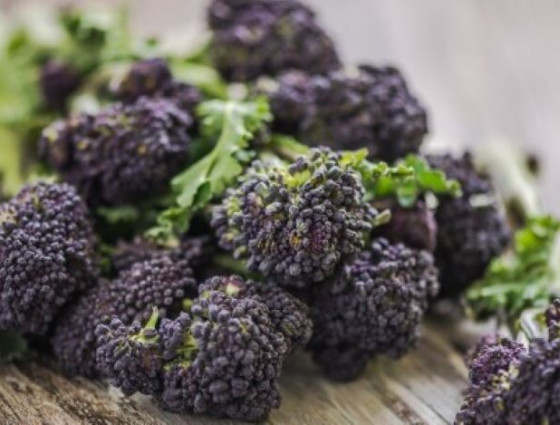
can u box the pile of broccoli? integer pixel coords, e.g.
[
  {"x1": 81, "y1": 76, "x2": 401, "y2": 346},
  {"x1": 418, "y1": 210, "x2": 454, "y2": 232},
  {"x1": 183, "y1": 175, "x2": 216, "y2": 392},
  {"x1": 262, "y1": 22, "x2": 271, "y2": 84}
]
[
  {"x1": 456, "y1": 300, "x2": 560, "y2": 424},
  {"x1": 1, "y1": 0, "x2": 557, "y2": 422}
]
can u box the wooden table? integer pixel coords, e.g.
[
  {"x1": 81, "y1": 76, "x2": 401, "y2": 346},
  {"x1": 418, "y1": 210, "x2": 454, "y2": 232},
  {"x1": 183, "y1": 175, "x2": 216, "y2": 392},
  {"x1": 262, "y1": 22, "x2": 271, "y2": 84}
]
[
  {"x1": 0, "y1": 322, "x2": 474, "y2": 425},
  {"x1": 1, "y1": 0, "x2": 559, "y2": 423}
]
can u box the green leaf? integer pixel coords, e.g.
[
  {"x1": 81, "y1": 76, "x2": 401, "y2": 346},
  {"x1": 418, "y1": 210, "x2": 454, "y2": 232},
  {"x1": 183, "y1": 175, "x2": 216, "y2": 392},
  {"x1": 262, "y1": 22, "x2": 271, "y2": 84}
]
[
  {"x1": 148, "y1": 97, "x2": 272, "y2": 241},
  {"x1": 466, "y1": 215, "x2": 560, "y2": 330},
  {"x1": 170, "y1": 60, "x2": 228, "y2": 100},
  {"x1": 366, "y1": 154, "x2": 461, "y2": 206},
  {"x1": 0, "y1": 330, "x2": 27, "y2": 363}
]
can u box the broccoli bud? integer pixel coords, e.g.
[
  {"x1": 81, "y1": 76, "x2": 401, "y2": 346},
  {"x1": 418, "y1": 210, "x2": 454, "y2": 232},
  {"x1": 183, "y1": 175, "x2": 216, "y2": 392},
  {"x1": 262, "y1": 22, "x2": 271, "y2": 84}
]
[
  {"x1": 39, "y1": 60, "x2": 82, "y2": 111},
  {"x1": 111, "y1": 236, "x2": 215, "y2": 278},
  {"x1": 115, "y1": 58, "x2": 201, "y2": 116},
  {"x1": 208, "y1": 0, "x2": 340, "y2": 81},
  {"x1": 96, "y1": 275, "x2": 311, "y2": 422},
  {"x1": 456, "y1": 302, "x2": 560, "y2": 424},
  {"x1": 212, "y1": 148, "x2": 379, "y2": 287},
  {"x1": 307, "y1": 238, "x2": 439, "y2": 381},
  {"x1": 40, "y1": 97, "x2": 193, "y2": 205},
  {"x1": 427, "y1": 153, "x2": 511, "y2": 297},
  {"x1": 96, "y1": 313, "x2": 164, "y2": 396},
  {"x1": 0, "y1": 182, "x2": 98, "y2": 335},
  {"x1": 269, "y1": 66, "x2": 428, "y2": 162},
  {"x1": 51, "y1": 255, "x2": 197, "y2": 377}
]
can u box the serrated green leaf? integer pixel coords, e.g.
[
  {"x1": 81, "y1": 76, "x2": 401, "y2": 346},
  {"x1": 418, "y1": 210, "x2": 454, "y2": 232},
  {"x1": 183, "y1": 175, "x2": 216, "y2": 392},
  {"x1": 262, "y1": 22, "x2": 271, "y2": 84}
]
[
  {"x1": 466, "y1": 215, "x2": 560, "y2": 331},
  {"x1": 148, "y1": 98, "x2": 272, "y2": 241},
  {"x1": 365, "y1": 154, "x2": 461, "y2": 206}
]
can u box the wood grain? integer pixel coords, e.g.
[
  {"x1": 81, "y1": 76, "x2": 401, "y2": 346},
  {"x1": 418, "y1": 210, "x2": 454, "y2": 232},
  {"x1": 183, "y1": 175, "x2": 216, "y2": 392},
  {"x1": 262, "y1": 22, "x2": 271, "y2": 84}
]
[{"x1": 0, "y1": 324, "x2": 467, "y2": 425}]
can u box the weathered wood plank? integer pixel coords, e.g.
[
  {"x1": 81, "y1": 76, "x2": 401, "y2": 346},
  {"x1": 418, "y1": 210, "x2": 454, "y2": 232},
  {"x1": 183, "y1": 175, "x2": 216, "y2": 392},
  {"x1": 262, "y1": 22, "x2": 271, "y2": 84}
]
[{"x1": 0, "y1": 324, "x2": 467, "y2": 425}]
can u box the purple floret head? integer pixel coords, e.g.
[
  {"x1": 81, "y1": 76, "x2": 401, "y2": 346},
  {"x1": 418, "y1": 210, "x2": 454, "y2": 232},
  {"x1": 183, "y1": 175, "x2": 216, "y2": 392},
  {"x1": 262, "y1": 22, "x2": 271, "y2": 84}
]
[
  {"x1": 96, "y1": 315, "x2": 164, "y2": 396},
  {"x1": 0, "y1": 182, "x2": 98, "y2": 335},
  {"x1": 39, "y1": 60, "x2": 82, "y2": 110},
  {"x1": 269, "y1": 65, "x2": 428, "y2": 162},
  {"x1": 212, "y1": 148, "x2": 378, "y2": 288},
  {"x1": 95, "y1": 275, "x2": 308, "y2": 421},
  {"x1": 115, "y1": 58, "x2": 201, "y2": 116},
  {"x1": 52, "y1": 254, "x2": 196, "y2": 377},
  {"x1": 308, "y1": 238, "x2": 439, "y2": 381},
  {"x1": 208, "y1": 0, "x2": 341, "y2": 81},
  {"x1": 40, "y1": 97, "x2": 193, "y2": 205},
  {"x1": 427, "y1": 153, "x2": 510, "y2": 297}
]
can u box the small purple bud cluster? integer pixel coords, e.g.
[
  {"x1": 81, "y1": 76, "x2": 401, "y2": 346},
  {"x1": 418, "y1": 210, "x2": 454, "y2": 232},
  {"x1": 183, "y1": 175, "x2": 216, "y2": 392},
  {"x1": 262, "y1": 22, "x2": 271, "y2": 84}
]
[
  {"x1": 212, "y1": 148, "x2": 379, "y2": 287},
  {"x1": 208, "y1": 0, "x2": 341, "y2": 82},
  {"x1": 269, "y1": 66, "x2": 428, "y2": 162}
]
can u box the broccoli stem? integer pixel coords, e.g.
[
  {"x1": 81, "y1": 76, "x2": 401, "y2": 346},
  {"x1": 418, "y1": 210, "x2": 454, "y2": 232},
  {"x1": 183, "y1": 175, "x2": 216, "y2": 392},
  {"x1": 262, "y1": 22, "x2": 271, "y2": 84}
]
[{"x1": 213, "y1": 253, "x2": 257, "y2": 278}]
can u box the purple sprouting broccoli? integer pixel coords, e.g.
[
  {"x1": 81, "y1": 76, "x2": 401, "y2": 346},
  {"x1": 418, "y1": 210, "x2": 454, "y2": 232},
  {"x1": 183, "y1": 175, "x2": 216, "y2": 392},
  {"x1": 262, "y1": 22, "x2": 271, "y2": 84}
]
[
  {"x1": 465, "y1": 335, "x2": 526, "y2": 388},
  {"x1": 115, "y1": 58, "x2": 201, "y2": 116},
  {"x1": 0, "y1": 182, "x2": 98, "y2": 335},
  {"x1": 268, "y1": 66, "x2": 428, "y2": 162},
  {"x1": 211, "y1": 148, "x2": 379, "y2": 288},
  {"x1": 51, "y1": 255, "x2": 197, "y2": 377},
  {"x1": 208, "y1": 0, "x2": 340, "y2": 82},
  {"x1": 456, "y1": 301, "x2": 560, "y2": 425},
  {"x1": 39, "y1": 60, "x2": 82, "y2": 110},
  {"x1": 427, "y1": 153, "x2": 510, "y2": 298},
  {"x1": 307, "y1": 238, "x2": 439, "y2": 381},
  {"x1": 96, "y1": 312, "x2": 164, "y2": 396},
  {"x1": 96, "y1": 275, "x2": 312, "y2": 422},
  {"x1": 40, "y1": 97, "x2": 193, "y2": 206},
  {"x1": 111, "y1": 236, "x2": 215, "y2": 278}
]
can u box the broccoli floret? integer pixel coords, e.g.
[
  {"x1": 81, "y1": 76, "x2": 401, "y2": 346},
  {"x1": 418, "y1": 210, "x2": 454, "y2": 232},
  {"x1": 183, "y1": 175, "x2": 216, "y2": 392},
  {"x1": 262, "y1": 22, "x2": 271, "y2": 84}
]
[
  {"x1": 0, "y1": 182, "x2": 98, "y2": 335},
  {"x1": 269, "y1": 66, "x2": 428, "y2": 162},
  {"x1": 96, "y1": 275, "x2": 311, "y2": 421},
  {"x1": 373, "y1": 199, "x2": 437, "y2": 252},
  {"x1": 111, "y1": 237, "x2": 167, "y2": 274},
  {"x1": 427, "y1": 153, "x2": 510, "y2": 297},
  {"x1": 456, "y1": 303, "x2": 560, "y2": 424},
  {"x1": 51, "y1": 281, "x2": 112, "y2": 377},
  {"x1": 208, "y1": 0, "x2": 340, "y2": 82},
  {"x1": 111, "y1": 236, "x2": 215, "y2": 278},
  {"x1": 96, "y1": 313, "x2": 163, "y2": 396},
  {"x1": 211, "y1": 148, "x2": 379, "y2": 287},
  {"x1": 52, "y1": 255, "x2": 197, "y2": 377},
  {"x1": 466, "y1": 335, "x2": 525, "y2": 388},
  {"x1": 40, "y1": 97, "x2": 193, "y2": 205},
  {"x1": 39, "y1": 60, "x2": 82, "y2": 111},
  {"x1": 307, "y1": 238, "x2": 439, "y2": 381},
  {"x1": 203, "y1": 275, "x2": 312, "y2": 355},
  {"x1": 115, "y1": 58, "x2": 201, "y2": 116}
]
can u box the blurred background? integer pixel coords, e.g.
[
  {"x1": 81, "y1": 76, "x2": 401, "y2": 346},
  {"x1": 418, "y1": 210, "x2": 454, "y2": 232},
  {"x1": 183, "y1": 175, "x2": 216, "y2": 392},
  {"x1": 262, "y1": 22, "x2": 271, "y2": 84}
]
[{"x1": 1, "y1": 0, "x2": 558, "y2": 213}]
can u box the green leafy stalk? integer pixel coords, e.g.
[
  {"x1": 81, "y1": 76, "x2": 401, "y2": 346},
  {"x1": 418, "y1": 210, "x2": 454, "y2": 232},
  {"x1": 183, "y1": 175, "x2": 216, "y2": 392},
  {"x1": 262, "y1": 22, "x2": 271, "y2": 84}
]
[
  {"x1": 271, "y1": 136, "x2": 461, "y2": 208},
  {"x1": 148, "y1": 97, "x2": 272, "y2": 241},
  {"x1": 466, "y1": 215, "x2": 560, "y2": 333},
  {"x1": 366, "y1": 154, "x2": 462, "y2": 207}
]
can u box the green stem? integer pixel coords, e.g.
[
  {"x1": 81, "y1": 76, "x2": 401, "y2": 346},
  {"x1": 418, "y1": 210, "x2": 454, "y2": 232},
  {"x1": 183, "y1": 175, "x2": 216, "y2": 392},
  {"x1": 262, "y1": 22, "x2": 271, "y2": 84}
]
[
  {"x1": 213, "y1": 254, "x2": 258, "y2": 279},
  {"x1": 269, "y1": 134, "x2": 310, "y2": 161}
]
